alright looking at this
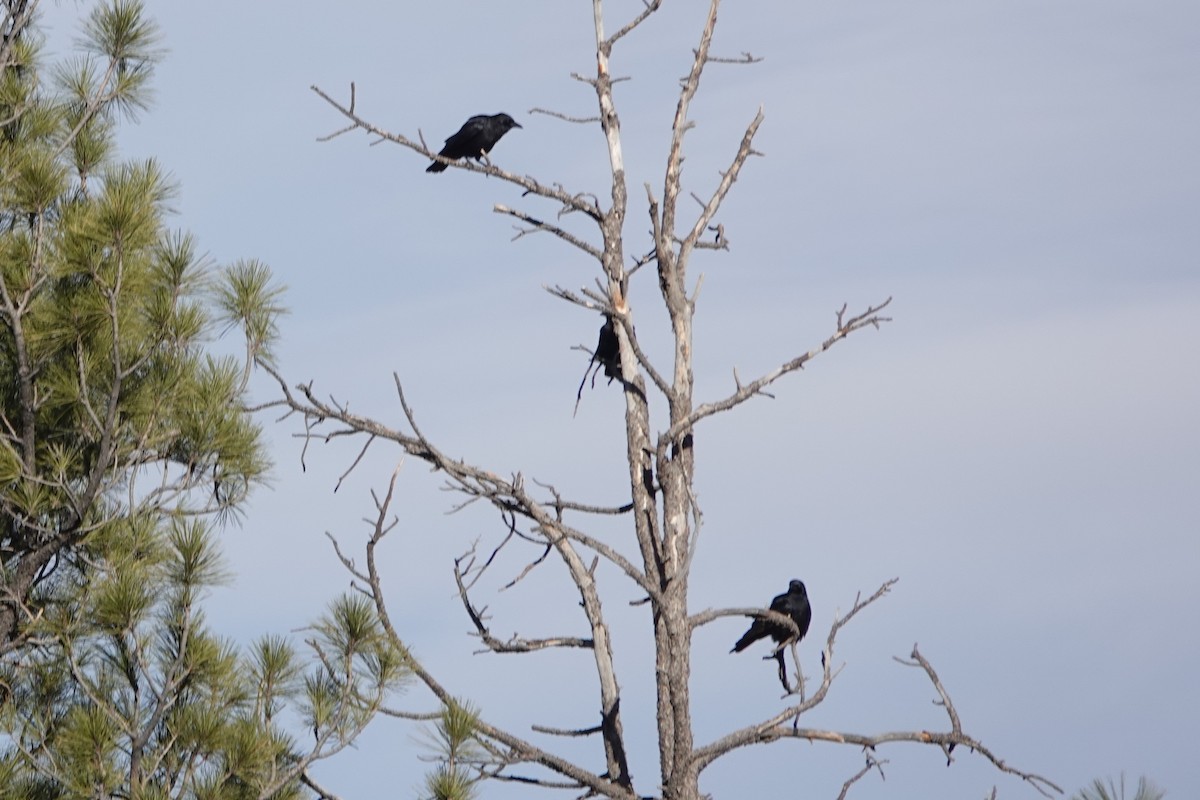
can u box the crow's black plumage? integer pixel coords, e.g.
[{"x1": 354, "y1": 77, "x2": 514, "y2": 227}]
[
  {"x1": 732, "y1": 579, "x2": 811, "y2": 690},
  {"x1": 572, "y1": 316, "x2": 622, "y2": 416},
  {"x1": 426, "y1": 113, "x2": 522, "y2": 173},
  {"x1": 594, "y1": 317, "x2": 620, "y2": 380}
]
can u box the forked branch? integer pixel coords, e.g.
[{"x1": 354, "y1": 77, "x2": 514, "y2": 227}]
[
  {"x1": 676, "y1": 108, "x2": 764, "y2": 269},
  {"x1": 690, "y1": 581, "x2": 1060, "y2": 797},
  {"x1": 256, "y1": 364, "x2": 653, "y2": 591},
  {"x1": 348, "y1": 467, "x2": 639, "y2": 800},
  {"x1": 660, "y1": 298, "x2": 893, "y2": 448},
  {"x1": 454, "y1": 549, "x2": 595, "y2": 654},
  {"x1": 310, "y1": 83, "x2": 603, "y2": 223}
]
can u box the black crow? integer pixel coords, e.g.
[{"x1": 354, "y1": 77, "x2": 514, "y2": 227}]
[
  {"x1": 573, "y1": 316, "x2": 622, "y2": 416},
  {"x1": 594, "y1": 317, "x2": 620, "y2": 380},
  {"x1": 426, "y1": 113, "x2": 522, "y2": 173},
  {"x1": 732, "y1": 579, "x2": 811, "y2": 690}
]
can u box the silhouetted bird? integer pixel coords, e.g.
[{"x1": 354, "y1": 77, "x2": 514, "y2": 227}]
[
  {"x1": 732, "y1": 579, "x2": 811, "y2": 690},
  {"x1": 426, "y1": 113, "x2": 522, "y2": 173},
  {"x1": 594, "y1": 317, "x2": 620, "y2": 380},
  {"x1": 573, "y1": 316, "x2": 622, "y2": 416}
]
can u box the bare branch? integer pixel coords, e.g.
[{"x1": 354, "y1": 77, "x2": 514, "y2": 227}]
[
  {"x1": 377, "y1": 705, "x2": 444, "y2": 722},
  {"x1": 687, "y1": 606, "x2": 801, "y2": 640},
  {"x1": 692, "y1": 580, "x2": 897, "y2": 770},
  {"x1": 689, "y1": 582, "x2": 1059, "y2": 796},
  {"x1": 263, "y1": 359, "x2": 664, "y2": 603},
  {"x1": 545, "y1": 497, "x2": 633, "y2": 517},
  {"x1": 531, "y1": 723, "x2": 603, "y2": 737},
  {"x1": 706, "y1": 51, "x2": 764, "y2": 65},
  {"x1": 494, "y1": 204, "x2": 603, "y2": 259},
  {"x1": 501, "y1": 523, "x2": 540, "y2": 568},
  {"x1": 677, "y1": 108, "x2": 764, "y2": 265},
  {"x1": 660, "y1": 298, "x2": 893, "y2": 446},
  {"x1": 454, "y1": 551, "x2": 595, "y2": 654},
  {"x1": 300, "y1": 770, "x2": 344, "y2": 800},
  {"x1": 529, "y1": 107, "x2": 601, "y2": 124},
  {"x1": 889, "y1": 645, "x2": 1062, "y2": 796},
  {"x1": 544, "y1": 283, "x2": 612, "y2": 312},
  {"x1": 355, "y1": 469, "x2": 640, "y2": 800},
  {"x1": 316, "y1": 82, "x2": 358, "y2": 142},
  {"x1": 309, "y1": 84, "x2": 603, "y2": 223},
  {"x1": 738, "y1": 724, "x2": 1061, "y2": 798},
  {"x1": 659, "y1": 0, "x2": 722, "y2": 261},
  {"x1": 603, "y1": 0, "x2": 664, "y2": 50},
  {"x1": 334, "y1": 433, "x2": 375, "y2": 493},
  {"x1": 484, "y1": 771, "x2": 587, "y2": 790},
  {"x1": 323, "y1": 531, "x2": 368, "y2": 584},
  {"x1": 836, "y1": 755, "x2": 889, "y2": 800}
]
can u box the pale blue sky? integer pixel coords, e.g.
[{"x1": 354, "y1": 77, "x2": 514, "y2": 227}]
[{"x1": 39, "y1": 1, "x2": 1200, "y2": 797}]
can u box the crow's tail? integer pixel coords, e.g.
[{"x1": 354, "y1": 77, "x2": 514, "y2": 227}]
[{"x1": 731, "y1": 631, "x2": 758, "y2": 653}]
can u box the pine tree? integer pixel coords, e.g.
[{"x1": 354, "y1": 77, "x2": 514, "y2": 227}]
[
  {"x1": 1073, "y1": 775, "x2": 1166, "y2": 800},
  {"x1": 0, "y1": 517, "x2": 408, "y2": 798},
  {"x1": 0, "y1": 0, "x2": 271, "y2": 653},
  {"x1": 2, "y1": 4, "x2": 410, "y2": 797}
]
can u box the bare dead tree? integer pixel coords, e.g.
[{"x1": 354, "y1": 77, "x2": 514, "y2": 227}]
[{"x1": 262, "y1": 1, "x2": 1062, "y2": 798}]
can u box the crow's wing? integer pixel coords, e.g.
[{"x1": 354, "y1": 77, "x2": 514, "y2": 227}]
[
  {"x1": 731, "y1": 619, "x2": 771, "y2": 653},
  {"x1": 440, "y1": 115, "x2": 489, "y2": 159}
]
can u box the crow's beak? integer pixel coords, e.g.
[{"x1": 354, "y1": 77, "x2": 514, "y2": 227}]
[{"x1": 513, "y1": 121, "x2": 523, "y2": 129}]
